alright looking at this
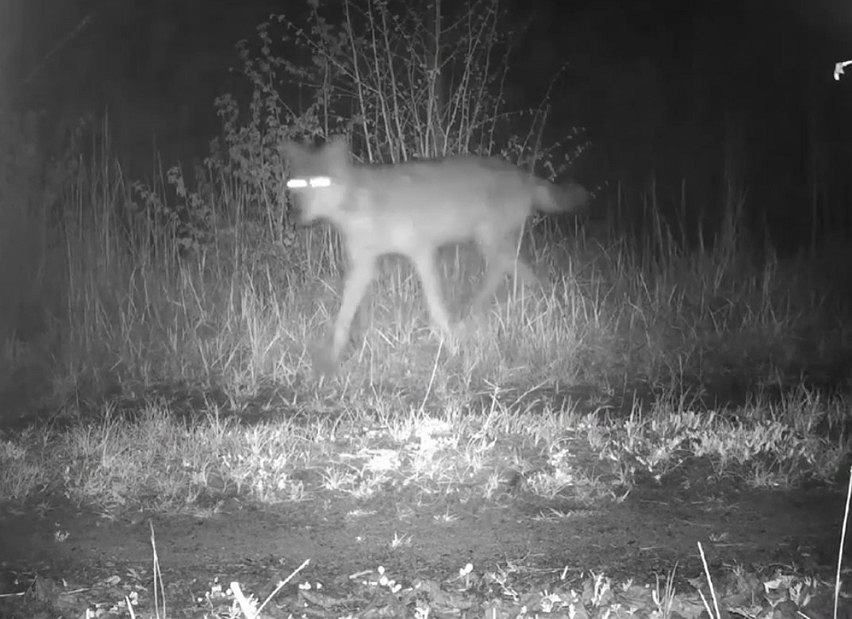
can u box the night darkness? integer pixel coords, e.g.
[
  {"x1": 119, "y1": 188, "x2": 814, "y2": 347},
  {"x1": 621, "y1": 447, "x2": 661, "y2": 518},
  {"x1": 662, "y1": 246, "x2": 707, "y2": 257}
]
[
  {"x1": 1, "y1": 1, "x2": 852, "y2": 616},
  {"x1": 4, "y1": 1, "x2": 852, "y2": 248}
]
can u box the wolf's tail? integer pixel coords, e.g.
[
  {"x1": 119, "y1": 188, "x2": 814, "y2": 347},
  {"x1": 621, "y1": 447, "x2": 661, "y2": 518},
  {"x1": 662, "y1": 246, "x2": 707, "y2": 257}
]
[{"x1": 533, "y1": 180, "x2": 590, "y2": 215}]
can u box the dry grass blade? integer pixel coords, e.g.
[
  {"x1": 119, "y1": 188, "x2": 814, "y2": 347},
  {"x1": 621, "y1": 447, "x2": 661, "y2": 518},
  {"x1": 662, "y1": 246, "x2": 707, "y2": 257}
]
[
  {"x1": 698, "y1": 541, "x2": 721, "y2": 619},
  {"x1": 150, "y1": 520, "x2": 166, "y2": 619},
  {"x1": 835, "y1": 466, "x2": 852, "y2": 619},
  {"x1": 255, "y1": 558, "x2": 311, "y2": 616}
]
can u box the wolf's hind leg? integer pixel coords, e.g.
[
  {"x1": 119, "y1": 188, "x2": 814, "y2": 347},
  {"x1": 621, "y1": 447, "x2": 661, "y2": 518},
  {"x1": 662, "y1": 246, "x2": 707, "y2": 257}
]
[
  {"x1": 411, "y1": 249, "x2": 455, "y2": 338},
  {"x1": 470, "y1": 249, "x2": 537, "y2": 311}
]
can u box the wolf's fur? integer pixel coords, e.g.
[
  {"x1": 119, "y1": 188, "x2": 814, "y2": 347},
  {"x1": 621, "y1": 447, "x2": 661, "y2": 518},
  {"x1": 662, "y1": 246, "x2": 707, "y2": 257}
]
[{"x1": 284, "y1": 137, "x2": 589, "y2": 372}]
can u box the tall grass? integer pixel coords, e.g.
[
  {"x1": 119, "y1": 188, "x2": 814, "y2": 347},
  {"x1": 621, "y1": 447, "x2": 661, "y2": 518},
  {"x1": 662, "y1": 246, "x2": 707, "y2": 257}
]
[
  {"x1": 10, "y1": 132, "x2": 844, "y2": 414},
  {"x1": 0, "y1": 0, "x2": 847, "y2": 422}
]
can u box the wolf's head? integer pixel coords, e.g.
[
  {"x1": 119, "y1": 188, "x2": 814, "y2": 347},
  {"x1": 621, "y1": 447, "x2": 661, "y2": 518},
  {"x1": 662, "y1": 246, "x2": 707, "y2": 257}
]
[{"x1": 284, "y1": 137, "x2": 352, "y2": 225}]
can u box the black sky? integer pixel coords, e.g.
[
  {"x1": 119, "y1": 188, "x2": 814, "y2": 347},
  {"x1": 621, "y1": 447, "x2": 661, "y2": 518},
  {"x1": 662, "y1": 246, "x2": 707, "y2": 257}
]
[{"x1": 2, "y1": 0, "x2": 851, "y2": 245}]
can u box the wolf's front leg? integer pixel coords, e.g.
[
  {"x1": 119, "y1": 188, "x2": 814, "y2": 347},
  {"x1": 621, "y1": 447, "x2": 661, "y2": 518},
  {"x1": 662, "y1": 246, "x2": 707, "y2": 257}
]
[{"x1": 315, "y1": 258, "x2": 376, "y2": 375}]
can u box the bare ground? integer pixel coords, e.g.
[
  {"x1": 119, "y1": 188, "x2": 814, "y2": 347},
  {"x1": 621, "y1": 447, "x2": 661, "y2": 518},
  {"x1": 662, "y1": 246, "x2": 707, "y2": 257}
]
[{"x1": 0, "y1": 466, "x2": 843, "y2": 616}]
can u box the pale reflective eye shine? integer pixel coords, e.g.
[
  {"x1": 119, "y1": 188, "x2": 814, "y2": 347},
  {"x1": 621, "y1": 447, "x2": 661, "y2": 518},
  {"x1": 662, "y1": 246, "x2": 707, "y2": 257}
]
[
  {"x1": 286, "y1": 176, "x2": 331, "y2": 189},
  {"x1": 286, "y1": 178, "x2": 308, "y2": 189},
  {"x1": 308, "y1": 176, "x2": 331, "y2": 188}
]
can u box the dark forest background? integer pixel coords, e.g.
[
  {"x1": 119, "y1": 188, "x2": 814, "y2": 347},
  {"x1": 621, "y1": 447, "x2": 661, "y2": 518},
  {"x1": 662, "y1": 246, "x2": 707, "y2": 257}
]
[
  {"x1": 2, "y1": 0, "x2": 851, "y2": 250},
  {"x1": 0, "y1": 0, "x2": 850, "y2": 443}
]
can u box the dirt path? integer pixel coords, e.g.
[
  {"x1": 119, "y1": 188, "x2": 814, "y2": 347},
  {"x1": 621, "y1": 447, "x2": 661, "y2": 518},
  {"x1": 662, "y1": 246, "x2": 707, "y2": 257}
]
[{"x1": 1, "y1": 482, "x2": 841, "y2": 609}]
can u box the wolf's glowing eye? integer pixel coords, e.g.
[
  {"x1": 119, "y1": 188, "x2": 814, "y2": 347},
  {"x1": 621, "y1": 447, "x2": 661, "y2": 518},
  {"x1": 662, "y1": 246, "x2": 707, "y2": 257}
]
[
  {"x1": 286, "y1": 176, "x2": 332, "y2": 189},
  {"x1": 308, "y1": 176, "x2": 332, "y2": 188}
]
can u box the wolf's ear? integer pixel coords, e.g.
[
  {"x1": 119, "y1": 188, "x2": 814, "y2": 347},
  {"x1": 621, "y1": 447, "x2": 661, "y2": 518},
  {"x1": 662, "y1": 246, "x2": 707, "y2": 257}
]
[{"x1": 325, "y1": 136, "x2": 350, "y2": 163}]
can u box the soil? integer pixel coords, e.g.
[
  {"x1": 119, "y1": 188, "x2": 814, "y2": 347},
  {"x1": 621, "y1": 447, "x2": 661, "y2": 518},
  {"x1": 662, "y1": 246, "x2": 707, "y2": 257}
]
[
  {"x1": 0, "y1": 474, "x2": 843, "y2": 616},
  {"x1": 0, "y1": 381, "x2": 847, "y2": 616}
]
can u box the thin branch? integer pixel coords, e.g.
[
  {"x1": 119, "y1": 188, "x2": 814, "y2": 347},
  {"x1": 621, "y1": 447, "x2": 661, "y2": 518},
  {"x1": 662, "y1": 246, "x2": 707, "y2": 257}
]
[
  {"x1": 24, "y1": 12, "x2": 94, "y2": 84},
  {"x1": 343, "y1": 0, "x2": 373, "y2": 161}
]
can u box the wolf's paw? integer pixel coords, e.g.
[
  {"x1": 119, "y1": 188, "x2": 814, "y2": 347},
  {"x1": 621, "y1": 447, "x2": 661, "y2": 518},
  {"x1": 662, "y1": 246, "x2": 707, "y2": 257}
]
[
  {"x1": 442, "y1": 322, "x2": 468, "y2": 355},
  {"x1": 442, "y1": 334, "x2": 459, "y2": 356},
  {"x1": 309, "y1": 342, "x2": 340, "y2": 378}
]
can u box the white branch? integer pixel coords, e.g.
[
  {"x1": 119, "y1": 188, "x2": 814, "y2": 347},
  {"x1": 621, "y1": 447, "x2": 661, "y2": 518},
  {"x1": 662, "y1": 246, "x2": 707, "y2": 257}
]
[{"x1": 833, "y1": 60, "x2": 852, "y2": 81}]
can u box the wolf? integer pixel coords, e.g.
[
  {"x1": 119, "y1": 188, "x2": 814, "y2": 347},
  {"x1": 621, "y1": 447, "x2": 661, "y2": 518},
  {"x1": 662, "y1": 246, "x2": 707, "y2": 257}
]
[{"x1": 284, "y1": 137, "x2": 589, "y2": 373}]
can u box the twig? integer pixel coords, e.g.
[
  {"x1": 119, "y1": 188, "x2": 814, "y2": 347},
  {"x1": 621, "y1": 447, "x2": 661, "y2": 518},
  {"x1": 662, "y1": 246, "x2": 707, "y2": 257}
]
[
  {"x1": 697, "y1": 541, "x2": 721, "y2": 619},
  {"x1": 24, "y1": 14, "x2": 94, "y2": 84},
  {"x1": 419, "y1": 336, "x2": 443, "y2": 414},
  {"x1": 150, "y1": 520, "x2": 166, "y2": 619},
  {"x1": 834, "y1": 466, "x2": 852, "y2": 619},
  {"x1": 834, "y1": 60, "x2": 852, "y2": 81},
  {"x1": 255, "y1": 557, "x2": 311, "y2": 616}
]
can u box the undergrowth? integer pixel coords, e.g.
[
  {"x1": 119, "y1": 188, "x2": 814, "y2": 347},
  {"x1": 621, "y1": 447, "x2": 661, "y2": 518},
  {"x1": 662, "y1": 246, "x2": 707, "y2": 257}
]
[{"x1": 0, "y1": 0, "x2": 849, "y2": 499}]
